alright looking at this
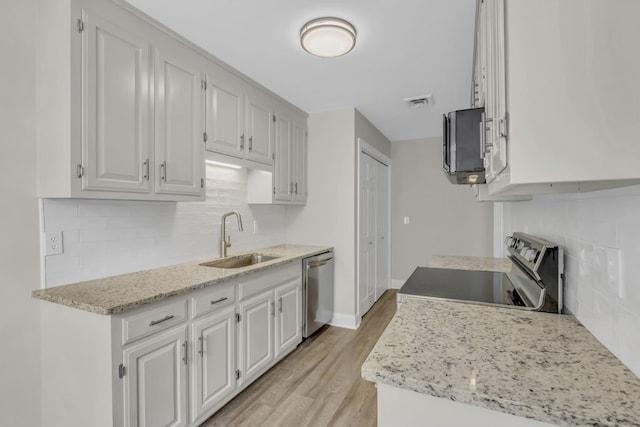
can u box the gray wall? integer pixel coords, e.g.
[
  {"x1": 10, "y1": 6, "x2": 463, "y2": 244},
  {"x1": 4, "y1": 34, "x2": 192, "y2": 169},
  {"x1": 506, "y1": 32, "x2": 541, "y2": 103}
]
[
  {"x1": 391, "y1": 137, "x2": 493, "y2": 281},
  {"x1": 355, "y1": 109, "x2": 392, "y2": 158},
  {"x1": 0, "y1": 0, "x2": 43, "y2": 425}
]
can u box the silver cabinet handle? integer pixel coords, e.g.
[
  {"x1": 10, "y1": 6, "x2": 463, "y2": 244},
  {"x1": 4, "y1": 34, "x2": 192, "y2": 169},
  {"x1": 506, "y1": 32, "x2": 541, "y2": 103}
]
[
  {"x1": 271, "y1": 301, "x2": 275, "y2": 317},
  {"x1": 210, "y1": 297, "x2": 228, "y2": 305},
  {"x1": 248, "y1": 136, "x2": 253, "y2": 151},
  {"x1": 149, "y1": 314, "x2": 174, "y2": 326},
  {"x1": 198, "y1": 335, "x2": 204, "y2": 356},
  {"x1": 160, "y1": 161, "x2": 167, "y2": 181},
  {"x1": 294, "y1": 182, "x2": 298, "y2": 194},
  {"x1": 182, "y1": 340, "x2": 188, "y2": 365},
  {"x1": 240, "y1": 134, "x2": 245, "y2": 150},
  {"x1": 143, "y1": 159, "x2": 149, "y2": 181},
  {"x1": 278, "y1": 297, "x2": 283, "y2": 313}
]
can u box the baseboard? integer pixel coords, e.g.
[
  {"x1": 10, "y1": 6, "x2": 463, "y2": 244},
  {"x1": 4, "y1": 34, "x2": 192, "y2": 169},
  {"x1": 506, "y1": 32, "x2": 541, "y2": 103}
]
[
  {"x1": 330, "y1": 312, "x2": 360, "y2": 330},
  {"x1": 391, "y1": 279, "x2": 405, "y2": 289}
]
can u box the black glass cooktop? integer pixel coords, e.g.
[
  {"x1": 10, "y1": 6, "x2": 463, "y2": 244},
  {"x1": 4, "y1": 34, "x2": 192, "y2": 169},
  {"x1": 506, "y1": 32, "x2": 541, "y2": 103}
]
[{"x1": 399, "y1": 267, "x2": 512, "y2": 305}]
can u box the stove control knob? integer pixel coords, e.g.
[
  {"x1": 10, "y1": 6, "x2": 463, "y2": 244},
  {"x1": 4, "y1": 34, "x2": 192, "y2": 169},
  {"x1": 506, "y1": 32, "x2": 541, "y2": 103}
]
[{"x1": 524, "y1": 249, "x2": 537, "y2": 262}]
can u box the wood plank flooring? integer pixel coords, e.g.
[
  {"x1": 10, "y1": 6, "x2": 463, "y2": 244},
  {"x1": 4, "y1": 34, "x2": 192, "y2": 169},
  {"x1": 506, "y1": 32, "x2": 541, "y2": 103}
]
[{"x1": 200, "y1": 290, "x2": 398, "y2": 427}]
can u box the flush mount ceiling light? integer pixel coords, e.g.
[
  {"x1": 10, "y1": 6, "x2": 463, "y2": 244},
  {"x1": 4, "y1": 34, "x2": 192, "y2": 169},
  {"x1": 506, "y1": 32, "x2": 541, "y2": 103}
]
[{"x1": 300, "y1": 17, "x2": 357, "y2": 58}]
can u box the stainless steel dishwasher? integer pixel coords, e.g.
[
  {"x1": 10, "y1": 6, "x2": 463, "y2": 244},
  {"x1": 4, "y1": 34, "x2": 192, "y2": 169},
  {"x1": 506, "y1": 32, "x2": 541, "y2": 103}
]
[{"x1": 303, "y1": 251, "x2": 334, "y2": 338}]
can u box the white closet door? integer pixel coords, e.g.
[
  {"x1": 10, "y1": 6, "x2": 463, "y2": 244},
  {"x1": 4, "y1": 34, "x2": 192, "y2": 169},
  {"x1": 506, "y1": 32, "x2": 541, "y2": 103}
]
[
  {"x1": 375, "y1": 160, "x2": 390, "y2": 301},
  {"x1": 359, "y1": 152, "x2": 376, "y2": 317}
]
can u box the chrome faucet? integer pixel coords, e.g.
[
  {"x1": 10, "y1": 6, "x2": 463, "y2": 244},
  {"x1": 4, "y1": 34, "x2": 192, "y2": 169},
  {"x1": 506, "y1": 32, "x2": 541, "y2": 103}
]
[{"x1": 220, "y1": 211, "x2": 243, "y2": 258}]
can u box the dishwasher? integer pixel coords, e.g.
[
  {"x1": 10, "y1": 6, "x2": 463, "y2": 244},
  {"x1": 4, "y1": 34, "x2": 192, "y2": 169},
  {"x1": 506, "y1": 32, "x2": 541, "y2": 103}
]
[{"x1": 302, "y1": 251, "x2": 334, "y2": 338}]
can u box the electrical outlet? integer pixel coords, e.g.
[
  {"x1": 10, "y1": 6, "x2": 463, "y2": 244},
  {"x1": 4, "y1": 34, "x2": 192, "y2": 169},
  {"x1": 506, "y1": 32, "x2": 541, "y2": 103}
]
[
  {"x1": 253, "y1": 220, "x2": 259, "y2": 234},
  {"x1": 403, "y1": 216, "x2": 410, "y2": 225},
  {"x1": 44, "y1": 231, "x2": 64, "y2": 256}
]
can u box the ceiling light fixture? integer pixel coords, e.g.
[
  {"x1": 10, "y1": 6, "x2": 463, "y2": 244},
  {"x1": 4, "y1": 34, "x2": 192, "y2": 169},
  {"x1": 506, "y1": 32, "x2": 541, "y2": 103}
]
[{"x1": 300, "y1": 17, "x2": 357, "y2": 58}]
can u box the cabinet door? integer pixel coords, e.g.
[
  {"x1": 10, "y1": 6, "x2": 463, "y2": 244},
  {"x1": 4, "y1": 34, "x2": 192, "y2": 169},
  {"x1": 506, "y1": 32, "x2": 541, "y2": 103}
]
[
  {"x1": 245, "y1": 93, "x2": 274, "y2": 164},
  {"x1": 487, "y1": 0, "x2": 508, "y2": 180},
  {"x1": 191, "y1": 306, "x2": 236, "y2": 423},
  {"x1": 273, "y1": 113, "x2": 292, "y2": 201},
  {"x1": 238, "y1": 290, "x2": 274, "y2": 386},
  {"x1": 123, "y1": 326, "x2": 188, "y2": 427},
  {"x1": 275, "y1": 280, "x2": 302, "y2": 358},
  {"x1": 205, "y1": 70, "x2": 245, "y2": 158},
  {"x1": 154, "y1": 47, "x2": 204, "y2": 196},
  {"x1": 482, "y1": 0, "x2": 508, "y2": 182},
  {"x1": 291, "y1": 120, "x2": 307, "y2": 203},
  {"x1": 81, "y1": 9, "x2": 152, "y2": 193}
]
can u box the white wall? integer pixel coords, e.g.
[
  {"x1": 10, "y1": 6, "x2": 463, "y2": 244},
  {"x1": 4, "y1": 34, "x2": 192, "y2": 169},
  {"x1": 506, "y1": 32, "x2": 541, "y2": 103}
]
[
  {"x1": 500, "y1": 184, "x2": 640, "y2": 376},
  {"x1": 41, "y1": 164, "x2": 287, "y2": 287},
  {"x1": 391, "y1": 138, "x2": 494, "y2": 281},
  {"x1": 286, "y1": 108, "x2": 357, "y2": 324},
  {"x1": 0, "y1": 0, "x2": 42, "y2": 425}
]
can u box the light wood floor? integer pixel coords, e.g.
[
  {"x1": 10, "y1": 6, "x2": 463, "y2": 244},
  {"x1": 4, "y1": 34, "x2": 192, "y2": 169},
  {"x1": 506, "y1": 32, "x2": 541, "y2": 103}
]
[{"x1": 201, "y1": 290, "x2": 398, "y2": 427}]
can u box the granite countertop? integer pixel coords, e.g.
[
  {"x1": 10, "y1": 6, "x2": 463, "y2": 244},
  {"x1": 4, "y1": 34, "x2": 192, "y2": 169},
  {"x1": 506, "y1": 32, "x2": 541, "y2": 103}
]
[
  {"x1": 32, "y1": 244, "x2": 331, "y2": 315},
  {"x1": 427, "y1": 255, "x2": 512, "y2": 273},
  {"x1": 362, "y1": 298, "x2": 640, "y2": 427}
]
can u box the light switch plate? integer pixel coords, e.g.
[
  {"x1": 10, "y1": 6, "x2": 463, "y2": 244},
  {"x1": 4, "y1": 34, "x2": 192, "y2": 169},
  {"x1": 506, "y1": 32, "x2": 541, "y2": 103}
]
[{"x1": 44, "y1": 231, "x2": 64, "y2": 256}]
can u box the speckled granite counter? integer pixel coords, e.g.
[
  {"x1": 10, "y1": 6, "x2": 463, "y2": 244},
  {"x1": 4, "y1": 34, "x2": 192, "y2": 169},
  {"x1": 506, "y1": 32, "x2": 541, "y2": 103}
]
[
  {"x1": 32, "y1": 244, "x2": 331, "y2": 315},
  {"x1": 427, "y1": 255, "x2": 512, "y2": 272},
  {"x1": 362, "y1": 296, "x2": 640, "y2": 427}
]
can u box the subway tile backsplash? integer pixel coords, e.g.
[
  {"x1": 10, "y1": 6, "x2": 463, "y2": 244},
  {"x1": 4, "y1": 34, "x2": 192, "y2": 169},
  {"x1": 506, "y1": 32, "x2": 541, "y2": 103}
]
[
  {"x1": 501, "y1": 184, "x2": 640, "y2": 376},
  {"x1": 41, "y1": 164, "x2": 286, "y2": 287}
]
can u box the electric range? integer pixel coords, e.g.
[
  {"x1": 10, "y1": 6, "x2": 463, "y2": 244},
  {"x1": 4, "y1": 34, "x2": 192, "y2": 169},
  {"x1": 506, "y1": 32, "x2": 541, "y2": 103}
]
[{"x1": 398, "y1": 233, "x2": 564, "y2": 314}]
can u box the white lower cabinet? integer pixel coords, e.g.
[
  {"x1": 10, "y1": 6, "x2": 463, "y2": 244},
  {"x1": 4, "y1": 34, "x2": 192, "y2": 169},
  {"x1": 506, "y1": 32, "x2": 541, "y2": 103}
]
[
  {"x1": 238, "y1": 290, "x2": 275, "y2": 386},
  {"x1": 39, "y1": 262, "x2": 302, "y2": 427},
  {"x1": 275, "y1": 280, "x2": 302, "y2": 358},
  {"x1": 123, "y1": 326, "x2": 189, "y2": 427},
  {"x1": 190, "y1": 306, "x2": 236, "y2": 424}
]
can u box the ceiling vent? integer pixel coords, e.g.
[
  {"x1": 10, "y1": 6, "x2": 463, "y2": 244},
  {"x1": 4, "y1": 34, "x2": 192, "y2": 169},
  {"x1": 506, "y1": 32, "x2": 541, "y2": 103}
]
[{"x1": 404, "y1": 94, "x2": 433, "y2": 108}]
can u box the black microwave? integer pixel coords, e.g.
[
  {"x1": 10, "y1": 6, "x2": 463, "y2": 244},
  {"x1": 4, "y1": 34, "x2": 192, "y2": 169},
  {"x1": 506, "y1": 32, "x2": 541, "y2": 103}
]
[{"x1": 442, "y1": 107, "x2": 486, "y2": 185}]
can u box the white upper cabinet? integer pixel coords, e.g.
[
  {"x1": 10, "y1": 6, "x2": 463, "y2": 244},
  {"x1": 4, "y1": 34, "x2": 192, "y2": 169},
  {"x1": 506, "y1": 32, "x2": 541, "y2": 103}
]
[
  {"x1": 472, "y1": 0, "x2": 640, "y2": 196},
  {"x1": 247, "y1": 106, "x2": 307, "y2": 205},
  {"x1": 81, "y1": 10, "x2": 152, "y2": 194},
  {"x1": 204, "y1": 69, "x2": 245, "y2": 158},
  {"x1": 245, "y1": 90, "x2": 275, "y2": 164},
  {"x1": 154, "y1": 45, "x2": 204, "y2": 196},
  {"x1": 38, "y1": 0, "x2": 205, "y2": 201},
  {"x1": 204, "y1": 67, "x2": 279, "y2": 167}
]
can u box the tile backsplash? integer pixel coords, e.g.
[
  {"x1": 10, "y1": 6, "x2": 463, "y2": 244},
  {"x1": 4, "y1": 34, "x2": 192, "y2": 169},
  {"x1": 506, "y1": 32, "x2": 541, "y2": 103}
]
[
  {"x1": 501, "y1": 184, "x2": 640, "y2": 376},
  {"x1": 41, "y1": 164, "x2": 286, "y2": 287}
]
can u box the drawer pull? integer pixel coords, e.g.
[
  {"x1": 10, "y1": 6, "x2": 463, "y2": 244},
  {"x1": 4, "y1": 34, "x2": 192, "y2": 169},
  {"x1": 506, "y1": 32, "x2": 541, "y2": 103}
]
[
  {"x1": 149, "y1": 315, "x2": 174, "y2": 326},
  {"x1": 210, "y1": 297, "x2": 229, "y2": 305}
]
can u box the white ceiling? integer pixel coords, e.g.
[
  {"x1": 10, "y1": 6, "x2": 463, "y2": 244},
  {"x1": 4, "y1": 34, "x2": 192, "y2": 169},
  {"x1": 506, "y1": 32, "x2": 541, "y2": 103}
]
[{"x1": 125, "y1": 0, "x2": 476, "y2": 141}]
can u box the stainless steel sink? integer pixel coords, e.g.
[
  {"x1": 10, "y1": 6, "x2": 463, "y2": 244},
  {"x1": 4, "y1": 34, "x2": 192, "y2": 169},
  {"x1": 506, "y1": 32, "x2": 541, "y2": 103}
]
[{"x1": 199, "y1": 253, "x2": 280, "y2": 269}]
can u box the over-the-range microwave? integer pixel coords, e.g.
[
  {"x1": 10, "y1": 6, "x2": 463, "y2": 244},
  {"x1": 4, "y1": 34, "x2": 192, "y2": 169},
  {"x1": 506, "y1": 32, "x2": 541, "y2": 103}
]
[{"x1": 442, "y1": 107, "x2": 486, "y2": 185}]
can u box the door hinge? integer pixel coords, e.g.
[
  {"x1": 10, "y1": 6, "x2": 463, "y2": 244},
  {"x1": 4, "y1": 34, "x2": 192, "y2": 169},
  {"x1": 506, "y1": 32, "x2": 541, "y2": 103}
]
[
  {"x1": 201, "y1": 178, "x2": 204, "y2": 189},
  {"x1": 235, "y1": 369, "x2": 241, "y2": 380},
  {"x1": 236, "y1": 313, "x2": 241, "y2": 323},
  {"x1": 203, "y1": 132, "x2": 208, "y2": 143},
  {"x1": 76, "y1": 164, "x2": 84, "y2": 178},
  {"x1": 273, "y1": 186, "x2": 276, "y2": 195},
  {"x1": 77, "y1": 19, "x2": 85, "y2": 33},
  {"x1": 499, "y1": 115, "x2": 509, "y2": 139},
  {"x1": 201, "y1": 79, "x2": 207, "y2": 90},
  {"x1": 118, "y1": 363, "x2": 126, "y2": 379}
]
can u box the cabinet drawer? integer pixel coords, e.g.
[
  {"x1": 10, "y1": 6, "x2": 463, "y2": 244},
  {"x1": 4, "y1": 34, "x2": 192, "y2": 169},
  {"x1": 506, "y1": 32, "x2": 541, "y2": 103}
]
[
  {"x1": 191, "y1": 282, "x2": 236, "y2": 319},
  {"x1": 121, "y1": 298, "x2": 188, "y2": 346},
  {"x1": 238, "y1": 262, "x2": 300, "y2": 301}
]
